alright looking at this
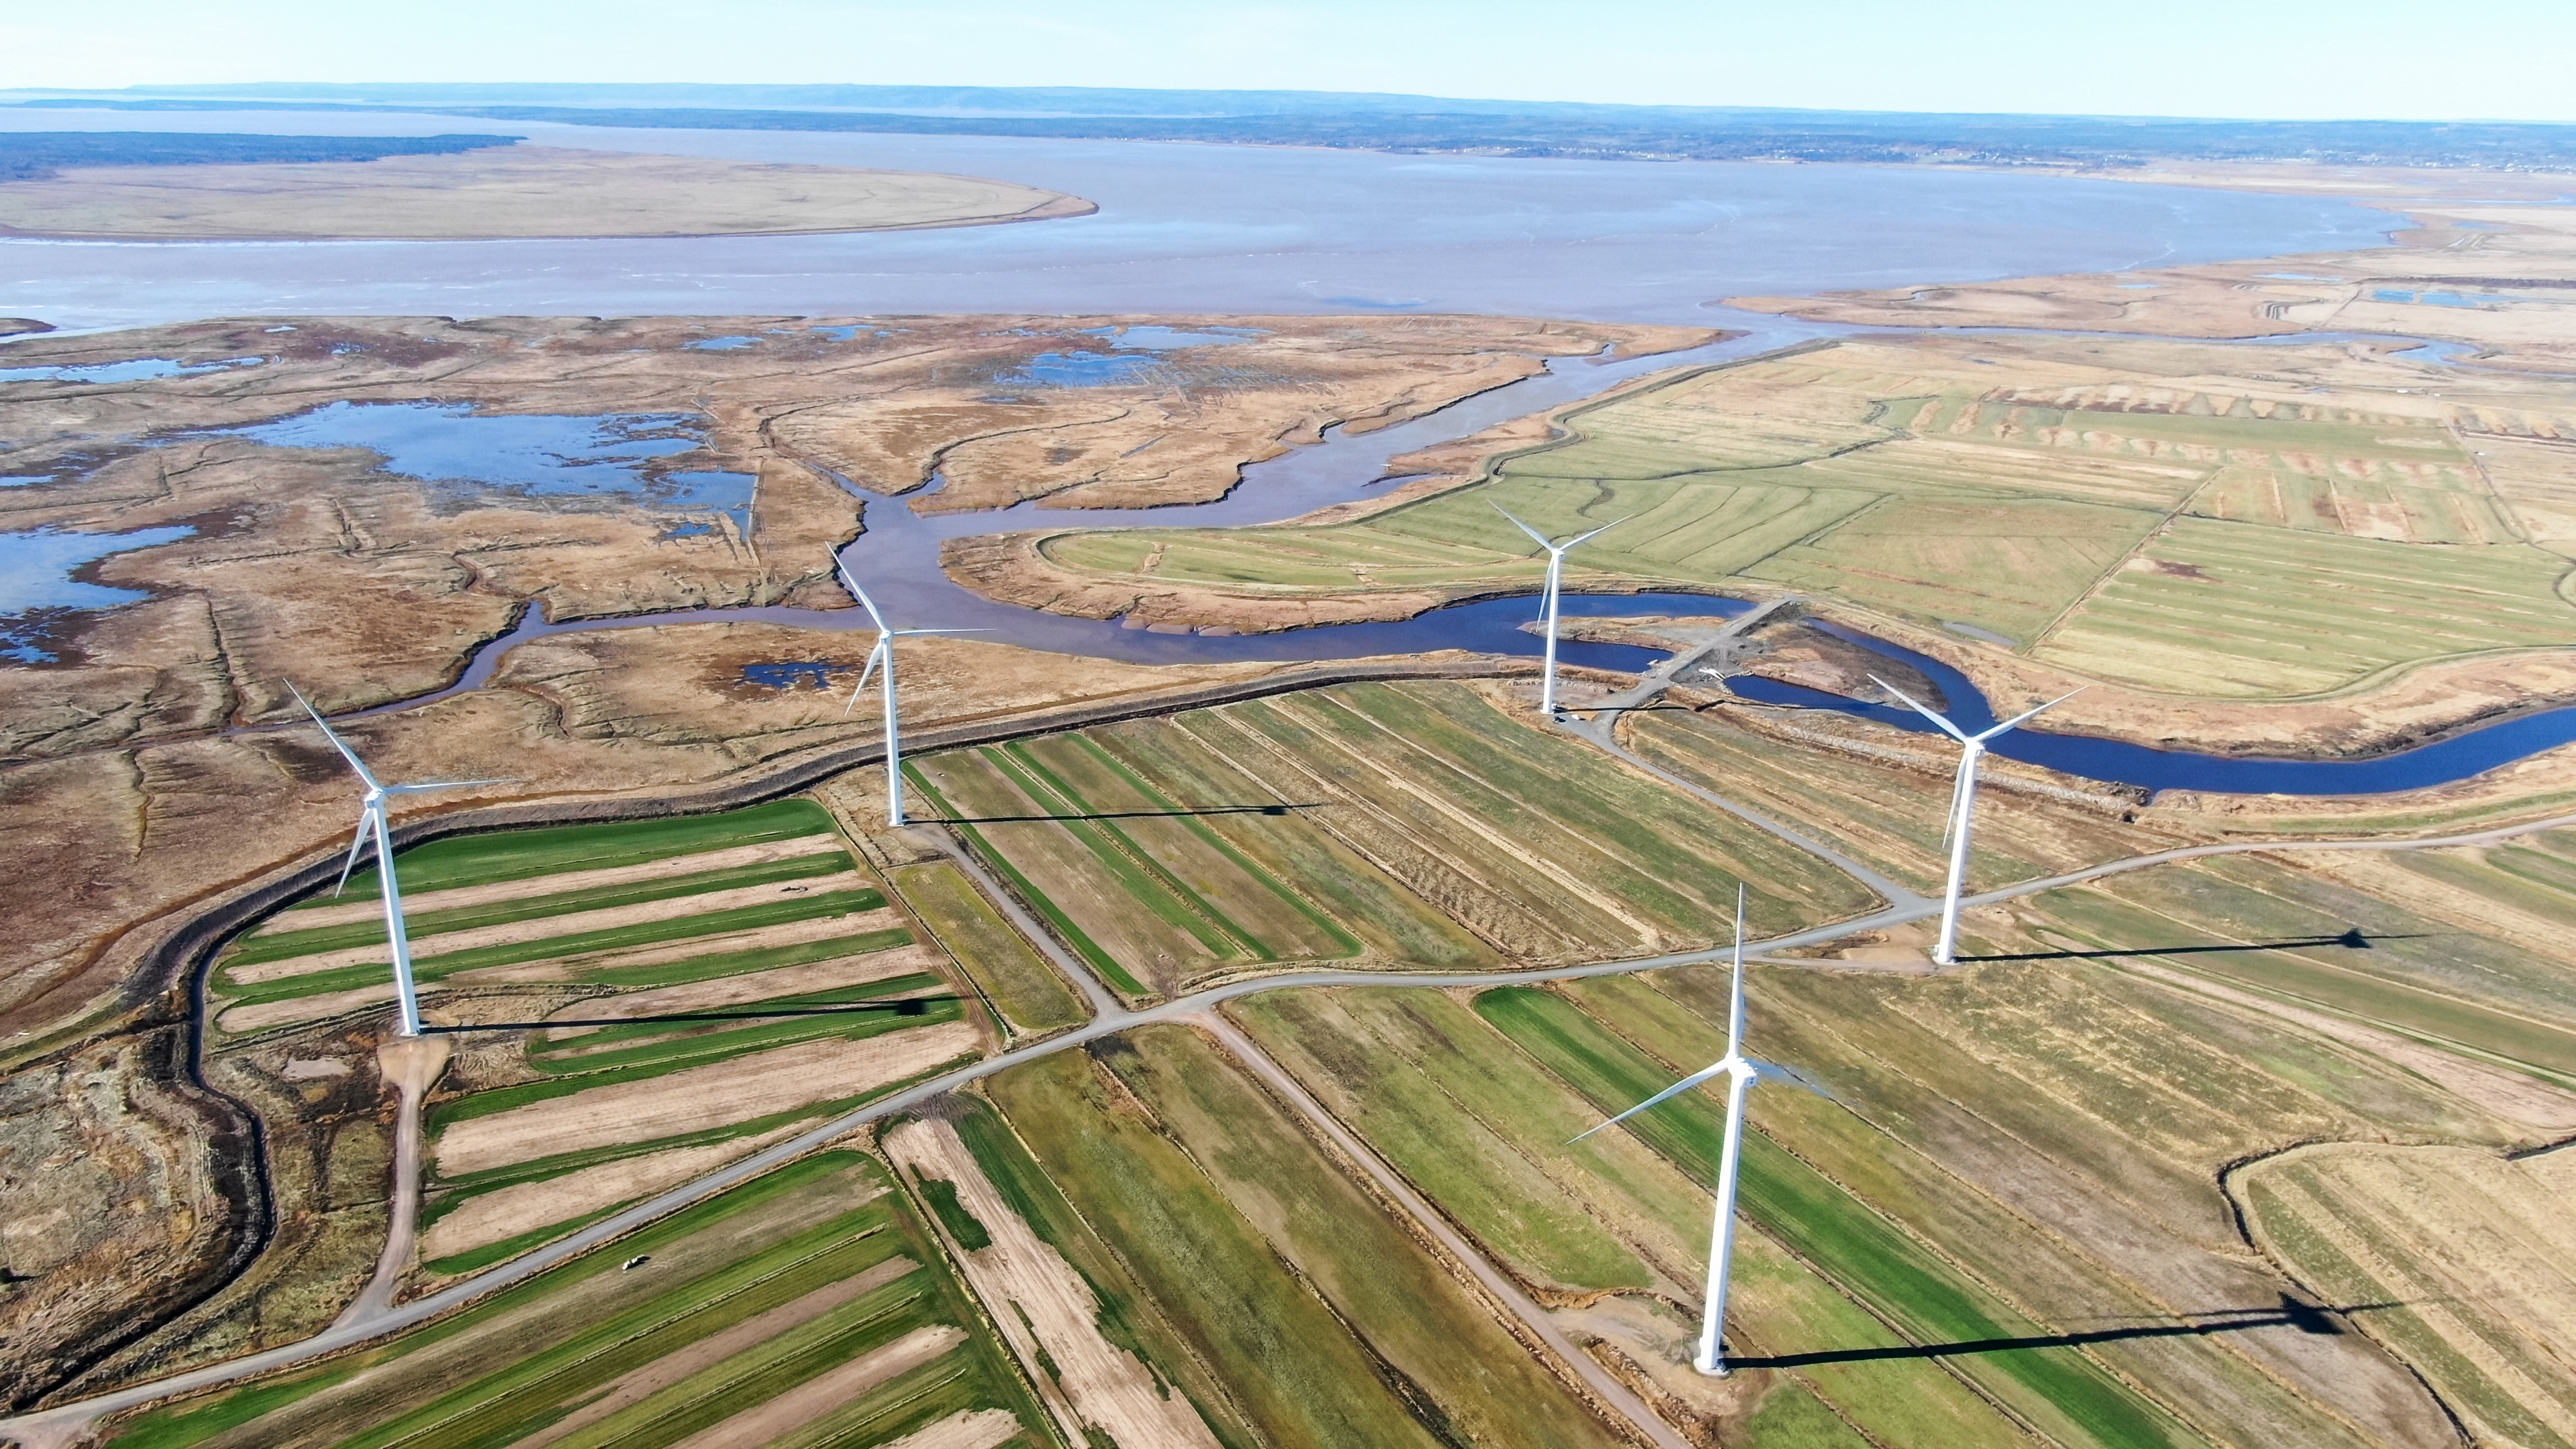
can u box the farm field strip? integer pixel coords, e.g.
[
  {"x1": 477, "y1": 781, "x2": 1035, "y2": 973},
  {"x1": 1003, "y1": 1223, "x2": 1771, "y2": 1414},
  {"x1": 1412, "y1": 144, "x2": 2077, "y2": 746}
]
[
  {"x1": 1562, "y1": 971, "x2": 2411, "y2": 1449},
  {"x1": 2237, "y1": 1144, "x2": 2576, "y2": 1449},
  {"x1": 264, "y1": 833, "x2": 844, "y2": 933},
  {"x1": 1472, "y1": 985, "x2": 2213, "y2": 1449},
  {"x1": 222, "y1": 871, "x2": 884, "y2": 983},
  {"x1": 886, "y1": 1115, "x2": 1228, "y2": 1449},
  {"x1": 1084, "y1": 715, "x2": 1492, "y2": 969},
  {"x1": 104, "y1": 1154, "x2": 1048, "y2": 1449},
  {"x1": 432, "y1": 1018, "x2": 984, "y2": 1176},
  {"x1": 985, "y1": 741, "x2": 1271, "y2": 960},
  {"x1": 987, "y1": 1025, "x2": 1634, "y2": 1449},
  {"x1": 317, "y1": 799, "x2": 842, "y2": 903},
  {"x1": 886, "y1": 863, "x2": 1088, "y2": 1036}
]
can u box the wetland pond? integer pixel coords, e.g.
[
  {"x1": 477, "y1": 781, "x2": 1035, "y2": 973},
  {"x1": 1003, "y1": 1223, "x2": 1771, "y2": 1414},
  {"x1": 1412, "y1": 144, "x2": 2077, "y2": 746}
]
[
  {"x1": 0, "y1": 524, "x2": 196, "y2": 661},
  {"x1": 213, "y1": 401, "x2": 756, "y2": 534}
]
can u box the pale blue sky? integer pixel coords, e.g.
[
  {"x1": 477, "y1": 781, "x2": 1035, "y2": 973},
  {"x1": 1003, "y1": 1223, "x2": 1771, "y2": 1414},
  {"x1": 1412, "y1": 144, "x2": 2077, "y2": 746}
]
[{"x1": 5, "y1": 0, "x2": 2570, "y2": 122}]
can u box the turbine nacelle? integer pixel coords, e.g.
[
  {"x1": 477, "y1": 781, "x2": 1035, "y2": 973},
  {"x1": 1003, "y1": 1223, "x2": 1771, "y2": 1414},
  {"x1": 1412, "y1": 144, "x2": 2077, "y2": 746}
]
[
  {"x1": 289, "y1": 683, "x2": 511, "y2": 1038},
  {"x1": 1487, "y1": 504, "x2": 1629, "y2": 719},
  {"x1": 1864, "y1": 675, "x2": 2085, "y2": 965},
  {"x1": 834, "y1": 556, "x2": 988, "y2": 826}
]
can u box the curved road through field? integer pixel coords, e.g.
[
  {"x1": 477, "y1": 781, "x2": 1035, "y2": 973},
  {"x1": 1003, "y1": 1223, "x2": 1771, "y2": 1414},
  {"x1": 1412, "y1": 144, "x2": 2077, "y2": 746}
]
[{"x1": 12, "y1": 722, "x2": 2574, "y2": 1447}]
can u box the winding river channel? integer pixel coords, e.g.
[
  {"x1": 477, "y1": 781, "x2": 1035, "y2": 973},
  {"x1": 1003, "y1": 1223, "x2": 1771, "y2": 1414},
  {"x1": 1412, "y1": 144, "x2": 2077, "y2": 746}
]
[
  {"x1": 8, "y1": 116, "x2": 2571, "y2": 795},
  {"x1": 324, "y1": 317, "x2": 2576, "y2": 800}
]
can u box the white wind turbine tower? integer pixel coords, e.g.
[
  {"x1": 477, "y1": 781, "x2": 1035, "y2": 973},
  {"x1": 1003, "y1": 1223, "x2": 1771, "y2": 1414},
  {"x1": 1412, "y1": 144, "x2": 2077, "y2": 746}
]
[
  {"x1": 838, "y1": 560, "x2": 985, "y2": 828},
  {"x1": 1492, "y1": 504, "x2": 1624, "y2": 717},
  {"x1": 292, "y1": 686, "x2": 504, "y2": 1037},
  {"x1": 1870, "y1": 676, "x2": 2085, "y2": 966},
  {"x1": 1573, "y1": 885, "x2": 1824, "y2": 1377}
]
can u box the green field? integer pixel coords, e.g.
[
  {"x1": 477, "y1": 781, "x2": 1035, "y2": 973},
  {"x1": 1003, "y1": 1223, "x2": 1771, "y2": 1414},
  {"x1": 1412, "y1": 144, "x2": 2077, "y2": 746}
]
[
  {"x1": 888, "y1": 862, "x2": 1088, "y2": 1036},
  {"x1": 1028, "y1": 342, "x2": 2576, "y2": 697},
  {"x1": 913, "y1": 681, "x2": 1873, "y2": 991},
  {"x1": 310, "y1": 799, "x2": 842, "y2": 904},
  {"x1": 2023, "y1": 853, "x2": 2576, "y2": 1086},
  {"x1": 987, "y1": 1027, "x2": 1631, "y2": 1449},
  {"x1": 208, "y1": 797, "x2": 1004, "y2": 1276},
  {"x1": 104, "y1": 1153, "x2": 1056, "y2": 1449},
  {"x1": 2034, "y1": 516, "x2": 2575, "y2": 695},
  {"x1": 1473, "y1": 985, "x2": 2206, "y2": 1449}
]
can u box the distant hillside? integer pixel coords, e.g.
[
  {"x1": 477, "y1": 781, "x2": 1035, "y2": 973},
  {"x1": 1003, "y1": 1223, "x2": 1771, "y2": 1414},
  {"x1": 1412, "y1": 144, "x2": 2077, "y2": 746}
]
[
  {"x1": 15, "y1": 84, "x2": 2576, "y2": 170},
  {"x1": 0, "y1": 131, "x2": 520, "y2": 183}
]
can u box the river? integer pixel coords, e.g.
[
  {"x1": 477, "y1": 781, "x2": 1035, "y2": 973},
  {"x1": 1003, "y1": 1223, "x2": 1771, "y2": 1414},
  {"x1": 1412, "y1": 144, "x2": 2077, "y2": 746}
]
[{"x1": 10, "y1": 113, "x2": 2568, "y2": 795}]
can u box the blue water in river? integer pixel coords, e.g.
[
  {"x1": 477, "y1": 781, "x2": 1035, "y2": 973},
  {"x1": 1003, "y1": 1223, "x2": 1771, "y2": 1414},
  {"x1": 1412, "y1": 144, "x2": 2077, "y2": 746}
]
[{"x1": 1729, "y1": 623, "x2": 2576, "y2": 796}]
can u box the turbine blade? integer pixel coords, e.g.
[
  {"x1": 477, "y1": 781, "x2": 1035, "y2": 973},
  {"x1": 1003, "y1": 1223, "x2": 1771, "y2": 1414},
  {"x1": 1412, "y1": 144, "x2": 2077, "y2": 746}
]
[
  {"x1": 287, "y1": 682, "x2": 381, "y2": 789},
  {"x1": 382, "y1": 777, "x2": 513, "y2": 793},
  {"x1": 1566, "y1": 515, "x2": 1631, "y2": 548},
  {"x1": 1975, "y1": 685, "x2": 2089, "y2": 743},
  {"x1": 848, "y1": 639, "x2": 887, "y2": 714},
  {"x1": 1490, "y1": 502, "x2": 1553, "y2": 551},
  {"x1": 1866, "y1": 674, "x2": 1972, "y2": 744},
  {"x1": 333, "y1": 811, "x2": 373, "y2": 897},
  {"x1": 1748, "y1": 1058, "x2": 1838, "y2": 1101},
  {"x1": 1940, "y1": 761, "x2": 1973, "y2": 846},
  {"x1": 1569, "y1": 1059, "x2": 1733, "y2": 1142},
  {"x1": 835, "y1": 560, "x2": 892, "y2": 632},
  {"x1": 1727, "y1": 881, "x2": 1747, "y2": 1059}
]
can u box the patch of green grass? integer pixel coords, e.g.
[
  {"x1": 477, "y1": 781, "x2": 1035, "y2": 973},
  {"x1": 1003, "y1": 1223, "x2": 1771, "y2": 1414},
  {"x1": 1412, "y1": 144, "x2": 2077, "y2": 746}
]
[
  {"x1": 1741, "y1": 1379, "x2": 1879, "y2": 1448},
  {"x1": 915, "y1": 1175, "x2": 993, "y2": 1251},
  {"x1": 891, "y1": 863, "x2": 1086, "y2": 1036},
  {"x1": 1475, "y1": 987, "x2": 2202, "y2": 1449},
  {"x1": 235, "y1": 851, "x2": 855, "y2": 965},
  {"x1": 317, "y1": 798, "x2": 838, "y2": 903}
]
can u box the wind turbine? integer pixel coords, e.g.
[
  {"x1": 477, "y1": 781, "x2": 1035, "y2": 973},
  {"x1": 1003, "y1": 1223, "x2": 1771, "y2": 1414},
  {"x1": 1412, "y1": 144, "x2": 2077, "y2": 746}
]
[
  {"x1": 1492, "y1": 504, "x2": 1624, "y2": 717},
  {"x1": 1573, "y1": 885, "x2": 1823, "y2": 1377},
  {"x1": 837, "y1": 560, "x2": 985, "y2": 828},
  {"x1": 291, "y1": 686, "x2": 504, "y2": 1037},
  {"x1": 1869, "y1": 676, "x2": 2085, "y2": 966}
]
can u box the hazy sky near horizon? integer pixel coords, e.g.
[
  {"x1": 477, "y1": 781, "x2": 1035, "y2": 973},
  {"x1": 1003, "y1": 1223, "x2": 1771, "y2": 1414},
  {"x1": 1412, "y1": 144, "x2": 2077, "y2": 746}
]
[{"x1": 5, "y1": 0, "x2": 2570, "y2": 123}]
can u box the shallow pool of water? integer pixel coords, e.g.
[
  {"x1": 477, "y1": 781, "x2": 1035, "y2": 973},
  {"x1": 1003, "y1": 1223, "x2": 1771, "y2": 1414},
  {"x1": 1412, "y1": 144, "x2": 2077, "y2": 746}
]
[
  {"x1": 212, "y1": 401, "x2": 755, "y2": 530},
  {"x1": 0, "y1": 524, "x2": 196, "y2": 660},
  {"x1": 0, "y1": 356, "x2": 259, "y2": 384}
]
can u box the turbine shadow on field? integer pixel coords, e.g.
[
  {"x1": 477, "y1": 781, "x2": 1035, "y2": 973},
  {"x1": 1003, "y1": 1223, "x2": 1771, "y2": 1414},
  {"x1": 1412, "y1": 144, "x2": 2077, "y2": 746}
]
[
  {"x1": 1958, "y1": 928, "x2": 2427, "y2": 963},
  {"x1": 923, "y1": 802, "x2": 1323, "y2": 824},
  {"x1": 426, "y1": 996, "x2": 953, "y2": 1033},
  {"x1": 1734, "y1": 1295, "x2": 2407, "y2": 1369}
]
